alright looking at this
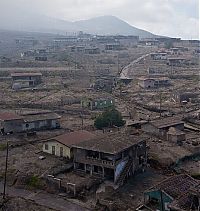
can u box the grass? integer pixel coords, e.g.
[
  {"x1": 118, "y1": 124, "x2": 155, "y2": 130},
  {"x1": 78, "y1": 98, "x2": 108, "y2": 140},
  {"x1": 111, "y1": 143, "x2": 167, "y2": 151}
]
[
  {"x1": 26, "y1": 175, "x2": 41, "y2": 189},
  {"x1": 0, "y1": 143, "x2": 7, "y2": 151}
]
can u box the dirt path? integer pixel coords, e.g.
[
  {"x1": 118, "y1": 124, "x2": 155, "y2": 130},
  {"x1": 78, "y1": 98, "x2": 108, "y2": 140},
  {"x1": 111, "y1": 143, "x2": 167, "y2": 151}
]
[{"x1": 0, "y1": 183, "x2": 89, "y2": 211}]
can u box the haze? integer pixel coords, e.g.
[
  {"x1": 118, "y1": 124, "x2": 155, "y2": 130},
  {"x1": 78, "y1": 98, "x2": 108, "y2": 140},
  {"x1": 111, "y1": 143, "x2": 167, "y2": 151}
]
[{"x1": 0, "y1": 0, "x2": 199, "y2": 39}]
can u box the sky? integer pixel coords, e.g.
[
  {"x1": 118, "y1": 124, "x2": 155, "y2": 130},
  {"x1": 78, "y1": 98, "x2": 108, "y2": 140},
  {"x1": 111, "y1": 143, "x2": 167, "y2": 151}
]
[{"x1": 0, "y1": 0, "x2": 199, "y2": 39}]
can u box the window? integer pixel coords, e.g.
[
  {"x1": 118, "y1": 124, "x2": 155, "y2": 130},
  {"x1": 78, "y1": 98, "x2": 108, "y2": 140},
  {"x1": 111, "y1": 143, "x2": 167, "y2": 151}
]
[
  {"x1": 26, "y1": 123, "x2": 29, "y2": 128},
  {"x1": 52, "y1": 146, "x2": 55, "y2": 155},
  {"x1": 45, "y1": 144, "x2": 48, "y2": 150},
  {"x1": 60, "y1": 147, "x2": 63, "y2": 157}
]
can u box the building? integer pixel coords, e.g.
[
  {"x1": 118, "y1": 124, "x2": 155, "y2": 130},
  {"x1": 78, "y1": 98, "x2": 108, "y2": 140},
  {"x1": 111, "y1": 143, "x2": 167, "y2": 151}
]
[
  {"x1": 172, "y1": 91, "x2": 199, "y2": 103},
  {"x1": 138, "y1": 77, "x2": 155, "y2": 89},
  {"x1": 105, "y1": 43, "x2": 121, "y2": 51},
  {"x1": 22, "y1": 112, "x2": 61, "y2": 132},
  {"x1": 138, "y1": 77, "x2": 170, "y2": 89},
  {"x1": 142, "y1": 116, "x2": 184, "y2": 138},
  {"x1": 150, "y1": 52, "x2": 167, "y2": 60},
  {"x1": 0, "y1": 112, "x2": 24, "y2": 134},
  {"x1": 11, "y1": 72, "x2": 42, "y2": 90},
  {"x1": 43, "y1": 130, "x2": 96, "y2": 159},
  {"x1": 166, "y1": 127, "x2": 186, "y2": 145},
  {"x1": 73, "y1": 132, "x2": 147, "y2": 186},
  {"x1": 143, "y1": 174, "x2": 199, "y2": 211},
  {"x1": 167, "y1": 58, "x2": 191, "y2": 66},
  {"x1": 0, "y1": 112, "x2": 60, "y2": 134},
  {"x1": 147, "y1": 67, "x2": 167, "y2": 75},
  {"x1": 35, "y1": 56, "x2": 48, "y2": 61},
  {"x1": 81, "y1": 97, "x2": 114, "y2": 110},
  {"x1": 84, "y1": 47, "x2": 100, "y2": 54}
]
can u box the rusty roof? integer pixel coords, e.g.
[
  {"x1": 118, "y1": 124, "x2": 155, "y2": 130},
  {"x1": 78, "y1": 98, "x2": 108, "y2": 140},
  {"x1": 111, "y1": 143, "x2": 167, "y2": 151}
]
[
  {"x1": 0, "y1": 112, "x2": 23, "y2": 121},
  {"x1": 146, "y1": 174, "x2": 199, "y2": 199},
  {"x1": 47, "y1": 130, "x2": 97, "y2": 147},
  {"x1": 11, "y1": 72, "x2": 42, "y2": 77},
  {"x1": 73, "y1": 132, "x2": 147, "y2": 154}
]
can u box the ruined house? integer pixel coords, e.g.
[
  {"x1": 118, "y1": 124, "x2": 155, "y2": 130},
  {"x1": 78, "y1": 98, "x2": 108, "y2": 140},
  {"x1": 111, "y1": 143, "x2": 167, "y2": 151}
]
[
  {"x1": 0, "y1": 112, "x2": 24, "y2": 134},
  {"x1": 0, "y1": 112, "x2": 60, "y2": 134},
  {"x1": 81, "y1": 97, "x2": 114, "y2": 110},
  {"x1": 167, "y1": 58, "x2": 191, "y2": 66},
  {"x1": 73, "y1": 132, "x2": 147, "y2": 186},
  {"x1": 172, "y1": 90, "x2": 199, "y2": 103},
  {"x1": 11, "y1": 72, "x2": 42, "y2": 90},
  {"x1": 150, "y1": 52, "x2": 167, "y2": 60},
  {"x1": 138, "y1": 77, "x2": 170, "y2": 89},
  {"x1": 166, "y1": 127, "x2": 186, "y2": 145},
  {"x1": 144, "y1": 174, "x2": 200, "y2": 211},
  {"x1": 142, "y1": 116, "x2": 184, "y2": 138}
]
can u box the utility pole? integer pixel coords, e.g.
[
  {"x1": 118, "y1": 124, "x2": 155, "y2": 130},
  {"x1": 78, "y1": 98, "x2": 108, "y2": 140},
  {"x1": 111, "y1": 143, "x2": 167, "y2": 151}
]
[
  {"x1": 159, "y1": 92, "x2": 162, "y2": 118},
  {"x1": 3, "y1": 142, "x2": 9, "y2": 200}
]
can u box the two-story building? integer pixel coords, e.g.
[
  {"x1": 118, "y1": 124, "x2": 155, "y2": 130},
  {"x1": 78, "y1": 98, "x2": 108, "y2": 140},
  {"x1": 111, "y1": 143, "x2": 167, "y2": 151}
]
[{"x1": 72, "y1": 132, "x2": 147, "y2": 186}]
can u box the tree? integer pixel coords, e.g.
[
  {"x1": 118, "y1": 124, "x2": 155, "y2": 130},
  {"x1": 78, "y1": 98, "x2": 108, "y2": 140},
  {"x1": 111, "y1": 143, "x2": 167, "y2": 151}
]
[{"x1": 94, "y1": 108, "x2": 125, "y2": 129}]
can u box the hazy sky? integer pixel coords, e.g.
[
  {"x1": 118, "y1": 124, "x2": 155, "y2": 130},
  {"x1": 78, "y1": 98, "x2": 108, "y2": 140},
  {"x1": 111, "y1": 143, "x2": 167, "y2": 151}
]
[{"x1": 0, "y1": 0, "x2": 199, "y2": 39}]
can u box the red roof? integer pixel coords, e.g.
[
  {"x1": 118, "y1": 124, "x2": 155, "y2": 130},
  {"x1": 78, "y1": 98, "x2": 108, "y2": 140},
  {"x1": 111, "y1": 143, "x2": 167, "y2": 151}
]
[
  {"x1": 11, "y1": 72, "x2": 42, "y2": 77},
  {"x1": 0, "y1": 112, "x2": 23, "y2": 121},
  {"x1": 48, "y1": 130, "x2": 97, "y2": 147}
]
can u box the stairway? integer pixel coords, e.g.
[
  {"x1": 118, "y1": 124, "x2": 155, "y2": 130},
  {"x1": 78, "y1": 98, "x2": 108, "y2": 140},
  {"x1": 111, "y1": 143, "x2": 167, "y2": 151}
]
[{"x1": 116, "y1": 159, "x2": 132, "y2": 186}]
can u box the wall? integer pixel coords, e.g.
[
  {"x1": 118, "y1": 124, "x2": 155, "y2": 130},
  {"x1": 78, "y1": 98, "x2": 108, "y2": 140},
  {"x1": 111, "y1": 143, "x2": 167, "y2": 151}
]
[
  {"x1": 43, "y1": 140, "x2": 71, "y2": 158},
  {"x1": 2, "y1": 119, "x2": 24, "y2": 133}
]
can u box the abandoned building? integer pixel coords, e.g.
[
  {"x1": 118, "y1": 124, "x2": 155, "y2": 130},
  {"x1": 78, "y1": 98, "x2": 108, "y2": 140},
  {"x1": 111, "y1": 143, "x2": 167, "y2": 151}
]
[
  {"x1": 142, "y1": 116, "x2": 184, "y2": 138},
  {"x1": 22, "y1": 112, "x2": 61, "y2": 132},
  {"x1": 81, "y1": 97, "x2": 114, "y2": 110},
  {"x1": 167, "y1": 58, "x2": 191, "y2": 66},
  {"x1": 35, "y1": 55, "x2": 48, "y2": 61},
  {"x1": 0, "y1": 112, "x2": 24, "y2": 134},
  {"x1": 84, "y1": 47, "x2": 100, "y2": 54},
  {"x1": 73, "y1": 132, "x2": 147, "y2": 186},
  {"x1": 143, "y1": 174, "x2": 200, "y2": 211},
  {"x1": 147, "y1": 67, "x2": 167, "y2": 75},
  {"x1": 105, "y1": 43, "x2": 121, "y2": 51},
  {"x1": 11, "y1": 72, "x2": 42, "y2": 90},
  {"x1": 43, "y1": 130, "x2": 96, "y2": 159},
  {"x1": 0, "y1": 112, "x2": 60, "y2": 134},
  {"x1": 138, "y1": 77, "x2": 170, "y2": 89},
  {"x1": 172, "y1": 91, "x2": 200, "y2": 103},
  {"x1": 150, "y1": 52, "x2": 167, "y2": 60}
]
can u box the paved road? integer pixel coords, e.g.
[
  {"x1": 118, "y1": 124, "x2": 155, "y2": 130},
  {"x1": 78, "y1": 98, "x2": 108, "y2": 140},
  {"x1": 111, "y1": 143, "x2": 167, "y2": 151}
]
[
  {"x1": 0, "y1": 183, "x2": 89, "y2": 211},
  {"x1": 120, "y1": 53, "x2": 150, "y2": 79}
]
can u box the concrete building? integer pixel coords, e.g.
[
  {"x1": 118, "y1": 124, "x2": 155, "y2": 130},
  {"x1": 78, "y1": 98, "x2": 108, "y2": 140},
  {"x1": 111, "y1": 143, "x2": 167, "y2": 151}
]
[
  {"x1": 105, "y1": 43, "x2": 121, "y2": 51},
  {"x1": 150, "y1": 52, "x2": 167, "y2": 60},
  {"x1": 167, "y1": 58, "x2": 191, "y2": 66},
  {"x1": 0, "y1": 112, "x2": 24, "y2": 134},
  {"x1": 142, "y1": 116, "x2": 184, "y2": 138},
  {"x1": 172, "y1": 91, "x2": 199, "y2": 103},
  {"x1": 138, "y1": 77, "x2": 170, "y2": 89},
  {"x1": 22, "y1": 112, "x2": 61, "y2": 132},
  {"x1": 81, "y1": 97, "x2": 114, "y2": 110},
  {"x1": 43, "y1": 130, "x2": 96, "y2": 159},
  {"x1": 73, "y1": 132, "x2": 147, "y2": 186},
  {"x1": 11, "y1": 72, "x2": 42, "y2": 90},
  {"x1": 0, "y1": 112, "x2": 60, "y2": 134}
]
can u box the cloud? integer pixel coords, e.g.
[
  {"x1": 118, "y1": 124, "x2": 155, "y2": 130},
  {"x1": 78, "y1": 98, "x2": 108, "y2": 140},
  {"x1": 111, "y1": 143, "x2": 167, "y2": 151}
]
[{"x1": 0, "y1": 0, "x2": 198, "y2": 39}]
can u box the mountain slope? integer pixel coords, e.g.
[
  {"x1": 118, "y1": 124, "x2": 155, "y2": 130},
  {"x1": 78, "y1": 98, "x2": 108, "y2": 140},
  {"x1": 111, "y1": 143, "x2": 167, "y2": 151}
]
[
  {"x1": 0, "y1": 14, "x2": 156, "y2": 38},
  {"x1": 73, "y1": 16, "x2": 155, "y2": 37}
]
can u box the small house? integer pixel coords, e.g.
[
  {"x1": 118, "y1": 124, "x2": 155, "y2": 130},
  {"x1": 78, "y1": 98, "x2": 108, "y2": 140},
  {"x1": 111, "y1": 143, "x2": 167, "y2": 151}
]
[
  {"x1": 167, "y1": 58, "x2": 190, "y2": 66},
  {"x1": 138, "y1": 77, "x2": 155, "y2": 89},
  {"x1": 22, "y1": 112, "x2": 61, "y2": 132},
  {"x1": 105, "y1": 43, "x2": 121, "y2": 51},
  {"x1": 172, "y1": 91, "x2": 199, "y2": 103},
  {"x1": 43, "y1": 130, "x2": 96, "y2": 159},
  {"x1": 81, "y1": 97, "x2": 114, "y2": 110},
  {"x1": 142, "y1": 116, "x2": 184, "y2": 138},
  {"x1": 0, "y1": 112, "x2": 24, "y2": 134},
  {"x1": 11, "y1": 72, "x2": 42, "y2": 90},
  {"x1": 150, "y1": 52, "x2": 167, "y2": 60}
]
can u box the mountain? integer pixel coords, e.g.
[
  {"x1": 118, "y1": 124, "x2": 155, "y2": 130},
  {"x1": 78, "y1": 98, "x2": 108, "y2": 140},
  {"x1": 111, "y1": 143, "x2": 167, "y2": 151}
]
[
  {"x1": 0, "y1": 14, "x2": 156, "y2": 38},
  {"x1": 73, "y1": 16, "x2": 155, "y2": 38}
]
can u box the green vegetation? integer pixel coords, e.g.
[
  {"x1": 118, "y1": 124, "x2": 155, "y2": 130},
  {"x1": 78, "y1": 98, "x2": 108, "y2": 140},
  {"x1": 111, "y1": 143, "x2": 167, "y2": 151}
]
[
  {"x1": 26, "y1": 175, "x2": 41, "y2": 189},
  {"x1": 94, "y1": 108, "x2": 125, "y2": 129},
  {"x1": 0, "y1": 143, "x2": 7, "y2": 151}
]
